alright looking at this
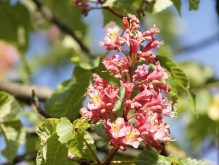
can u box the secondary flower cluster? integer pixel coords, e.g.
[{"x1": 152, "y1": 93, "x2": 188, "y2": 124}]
[{"x1": 80, "y1": 15, "x2": 175, "y2": 152}]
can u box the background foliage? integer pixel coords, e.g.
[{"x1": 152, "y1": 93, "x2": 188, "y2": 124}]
[{"x1": 0, "y1": 0, "x2": 218, "y2": 165}]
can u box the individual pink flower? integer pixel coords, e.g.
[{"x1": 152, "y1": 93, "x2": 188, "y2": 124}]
[
  {"x1": 120, "y1": 80, "x2": 135, "y2": 100},
  {"x1": 93, "y1": 73, "x2": 109, "y2": 89},
  {"x1": 133, "y1": 64, "x2": 149, "y2": 80},
  {"x1": 143, "y1": 37, "x2": 164, "y2": 52},
  {"x1": 124, "y1": 126, "x2": 141, "y2": 148},
  {"x1": 152, "y1": 80, "x2": 171, "y2": 92},
  {"x1": 104, "y1": 84, "x2": 119, "y2": 105},
  {"x1": 104, "y1": 118, "x2": 128, "y2": 150},
  {"x1": 87, "y1": 86, "x2": 102, "y2": 110},
  {"x1": 142, "y1": 24, "x2": 160, "y2": 37},
  {"x1": 102, "y1": 55, "x2": 120, "y2": 75},
  {"x1": 147, "y1": 62, "x2": 170, "y2": 81},
  {"x1": 99, "y1": 26, "x2": 122, "y2": 51}
]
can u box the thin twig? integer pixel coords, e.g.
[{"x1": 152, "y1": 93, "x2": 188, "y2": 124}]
[
  {"x1": 31, "y1": 90, "x2": 51, "y2": 119},
  {"x1": 75, "y1": 128, "x2": 102, "y2": 165},
  {"x1": 31, "y1": 0, "x2": 93, "y2": 57},
  {"x1": 173, "y1": 32, "x2": 219, "y2": 55}
]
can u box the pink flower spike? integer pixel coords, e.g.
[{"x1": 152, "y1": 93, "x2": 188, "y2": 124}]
[{"x1": 143, "y1": 37, "x2": 164, "y2": 52}]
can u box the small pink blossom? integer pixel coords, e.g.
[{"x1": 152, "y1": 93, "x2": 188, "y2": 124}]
[
  {"x1": 147, "y1": 62, "x2": 170, "y2": 81},
  {"x1": 143, "y1": 37, "x2": 164, "y2": 52}
]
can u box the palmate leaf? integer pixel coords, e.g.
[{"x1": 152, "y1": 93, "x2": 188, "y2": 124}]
[
  {"x1": 45, "y1": 66, "x2": 91, "y2": 120},
  {"x1": 0, "y1": 91, "x2": 21, "y2": 122},
  {"x1": 0, "y1": 119, "x2": 25, "y2": 163},
  {"x1": 189, "y1": 0, "x2": 200, "y2": 11},
  {"x1": 56, "y1": 117, "x2": 74, "y2": 143}
]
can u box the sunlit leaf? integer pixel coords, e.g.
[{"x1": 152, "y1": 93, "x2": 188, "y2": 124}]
[
  {"x1": 0, "y1": 119, "x2": 25, "y2": 163},
  {"x1": 36, "y1": 134, "x2": 68, "y2": 165},
  {"x1": 180, "y1": 157, "x2": 210, "y2": 165},
  {"x1": 68, "y1": 129, "x2": 96, "y2": 162},
  {"x1": 189, "y1": 0, "x2": 200, "y2": 11},
  {"x1": 152, "y1": 0, "x2": 173, "y2": 14},
  {"x1": 45, "y1": 66, "x2": 91, "y2": 120},
  {"x1": 36, "y1": 118, "x2": 59, "y2": 144},
  {"x1": 57, "y1": 117, "x2": 74, "y2": 143},
  {"x1": 73, "y1": 118, "x2": 91, "y2": 131},
  {"x1": 0, "y1": 91, "x2": 21, "y2": 122}
]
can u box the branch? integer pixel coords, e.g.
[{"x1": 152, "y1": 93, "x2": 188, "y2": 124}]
[
  {"x1": 173, "y1": 32, "x2": 219, "y2": 55},
  {"x1": 31, "y1": 0, "x2": 93, "y2": 57},
  {"x1": 0, "y1": 152, "x2": 37, "y2": 165},
  {"x1": 0, "y1": 80, "x2": 53, "y2": 101}
]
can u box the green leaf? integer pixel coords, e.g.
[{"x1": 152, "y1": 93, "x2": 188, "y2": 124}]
[
  {"x1": 189, "y1": 0, "x2": 200, "y2": 11},
  {"x1": 68, "y1": 130, "x2": 96, "y2": 162},
  {"x1": 72, "y1": 56, "x2": 100, "y2": 70},
  {"x1": 26, "y1": 136, "x2": 41, "y2": 154},
  {"x1": 135, "y1": 149, "x2": 170, "y2": 165},
  {"x1": 156, "y1": 55, "x2": 189, "y2": 94},
  {"x1": 180, "y1": 158, "x2": 210, "y2": 165},
  {"x1": 135, "y1": 149, "x2": 208, "y2": 165},
  {"x1": 92, "y1": 122, "x2": 109, "y2": 139},
  {"x1": 73, "y1": 118, "x2": 90, "y2": 131},
  {"x1": 36, "y1": 118, "x2": 60, "y2": 144},
  {"x1": 36, "y1": 133, "x2": 68, "y2": 165},
  {"x1": 0, "y1": 1, "x2": 32, "y2": 52},
  {"x1": 57, "y1": 117, "x2": 74, "y2": 143},
  {"x1": 0, "y1": 119, "x2": 25, "y2": 163},
  {"x1": 186, "y1": 90, "x2": 197, "y2": 115},
  {"x1": 0, "y1": 91, "x2": 21, "y2": 122},
  {"x1": 45, "y1": 66, "x2": 91, "y2": 120},
  {"x1": 170, "y1": 0, "x2": 182, "y2": 15}
]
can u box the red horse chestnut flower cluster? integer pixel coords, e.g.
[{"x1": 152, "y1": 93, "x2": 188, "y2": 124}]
[{"x1": 80, "y1": 15, "x2": 176, "y2": 153}]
